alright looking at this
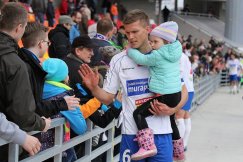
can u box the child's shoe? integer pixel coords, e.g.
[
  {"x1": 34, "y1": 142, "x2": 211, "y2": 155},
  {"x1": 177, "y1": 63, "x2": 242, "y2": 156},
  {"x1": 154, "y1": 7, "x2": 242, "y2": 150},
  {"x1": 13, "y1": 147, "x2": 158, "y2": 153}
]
[
  {"x1": 131, "y1": 128, "x2": 157, "y2": 161},
  {"x1": 173, "y1": 138, "x2": 185, "y2": 161}
]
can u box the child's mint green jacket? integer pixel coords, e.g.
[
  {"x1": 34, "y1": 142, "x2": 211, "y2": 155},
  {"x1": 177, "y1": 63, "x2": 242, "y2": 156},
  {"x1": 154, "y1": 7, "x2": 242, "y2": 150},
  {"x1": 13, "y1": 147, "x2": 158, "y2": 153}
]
[{"x1": 128, "y1": 40, "x2": 182, "y2": 95}]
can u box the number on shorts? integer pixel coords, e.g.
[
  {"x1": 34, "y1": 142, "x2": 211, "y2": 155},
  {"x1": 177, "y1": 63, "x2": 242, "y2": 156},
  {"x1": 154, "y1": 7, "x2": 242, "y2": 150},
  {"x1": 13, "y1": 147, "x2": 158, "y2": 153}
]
[{"x1": 122, "y1": 149, "x2": 131, "y2": 162}]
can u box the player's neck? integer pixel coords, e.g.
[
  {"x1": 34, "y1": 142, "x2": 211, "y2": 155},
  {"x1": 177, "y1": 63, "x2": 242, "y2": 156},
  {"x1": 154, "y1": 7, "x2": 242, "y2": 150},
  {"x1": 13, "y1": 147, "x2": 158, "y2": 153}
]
[{"x1": 139, "y1": 41, "x2": 152, "y2": 54}]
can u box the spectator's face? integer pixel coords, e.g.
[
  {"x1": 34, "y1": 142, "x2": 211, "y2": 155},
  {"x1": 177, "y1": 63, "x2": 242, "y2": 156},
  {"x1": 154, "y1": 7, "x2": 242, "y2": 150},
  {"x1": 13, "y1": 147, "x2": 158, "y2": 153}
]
[
  {"x1": 113, "y1": 26, "x2": 117, "y2": 34},
  {"x1": 74, "y1": 12, "x2": 82, "y2": 23},
  {"x1": 39, "y1": 33, "x2": 50, "y2": 58},
  {"x1": 193, "y1": 55, "x2": 199, "y2": 63},
  {"x1": 149, "y1": 35, "x2": 164, "y2": 50},
  {"x1": 76, "y1": 47, "x2": 94, "y2": 63},
  {"x1": 124, "y1": 20, "x2": 149, "y2": 49},
  {"x1": 64, "y1": 23, "x2": 72, "y2": 30}
]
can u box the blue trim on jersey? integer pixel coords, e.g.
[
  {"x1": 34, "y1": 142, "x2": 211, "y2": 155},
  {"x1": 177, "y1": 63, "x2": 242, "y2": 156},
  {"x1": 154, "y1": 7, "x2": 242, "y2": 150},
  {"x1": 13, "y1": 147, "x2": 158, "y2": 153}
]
[
  {"x1": 119, "y1": 134, "x2": 173, "y2": 162},
  {"x1": 182, "y1": 92, "x2": 194, "y2": 111}
]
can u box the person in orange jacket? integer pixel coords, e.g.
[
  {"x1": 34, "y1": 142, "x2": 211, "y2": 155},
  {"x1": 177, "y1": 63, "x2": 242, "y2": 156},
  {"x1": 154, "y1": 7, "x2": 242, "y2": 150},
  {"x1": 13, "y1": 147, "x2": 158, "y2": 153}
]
[{"x1": 110, "y1": 2, "x2": 118, "y2": 24}]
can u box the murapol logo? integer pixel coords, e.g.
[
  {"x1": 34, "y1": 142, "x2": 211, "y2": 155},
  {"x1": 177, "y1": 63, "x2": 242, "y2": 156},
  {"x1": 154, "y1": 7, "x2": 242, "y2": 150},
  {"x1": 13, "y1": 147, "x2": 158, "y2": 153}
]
[{"x1": 126, "y1": 78, "x2": 150, "y2": 96}]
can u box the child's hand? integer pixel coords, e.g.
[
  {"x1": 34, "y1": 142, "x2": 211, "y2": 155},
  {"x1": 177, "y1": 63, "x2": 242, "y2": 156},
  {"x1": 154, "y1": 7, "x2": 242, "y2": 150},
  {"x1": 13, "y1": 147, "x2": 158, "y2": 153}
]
[{"x1": 64, "y1": 95, "x2": 80, "y2": 110}]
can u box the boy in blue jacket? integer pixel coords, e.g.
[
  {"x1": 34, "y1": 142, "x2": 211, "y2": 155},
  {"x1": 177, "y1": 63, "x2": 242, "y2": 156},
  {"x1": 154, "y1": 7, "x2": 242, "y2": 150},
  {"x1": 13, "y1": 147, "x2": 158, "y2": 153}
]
[
  {"x1": 127, "y1": 21, "x2": 184, "y2": 161},
  {"x1": 42, "y1": 58, "x2": 86, "y2": 161}
]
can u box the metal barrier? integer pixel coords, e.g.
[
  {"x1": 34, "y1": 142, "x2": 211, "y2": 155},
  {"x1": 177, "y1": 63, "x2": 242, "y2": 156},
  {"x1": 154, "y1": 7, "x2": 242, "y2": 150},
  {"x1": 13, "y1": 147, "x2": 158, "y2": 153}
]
[
  {"x1": 0, "y1": 118, "x2": 121, "y2": 162},
  {"x1": 190, "y1": 73, "x2": 221, "y2": 112},
  {"x1": 220, "y1": 70, "x2": 230, "y2": 86},
  {"x1": 1, "y1": 73, "x2": 224, "y2": 162},
  {"x1": 173, "y1": 11, "x2": 215, "y2": 18}
]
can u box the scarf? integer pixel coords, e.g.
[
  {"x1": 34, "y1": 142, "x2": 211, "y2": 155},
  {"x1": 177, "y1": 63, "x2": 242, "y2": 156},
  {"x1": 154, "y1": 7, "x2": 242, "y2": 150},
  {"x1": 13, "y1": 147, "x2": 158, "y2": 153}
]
[{"x1": 94, "y1": 33, "x2": 109, "y2": 42}]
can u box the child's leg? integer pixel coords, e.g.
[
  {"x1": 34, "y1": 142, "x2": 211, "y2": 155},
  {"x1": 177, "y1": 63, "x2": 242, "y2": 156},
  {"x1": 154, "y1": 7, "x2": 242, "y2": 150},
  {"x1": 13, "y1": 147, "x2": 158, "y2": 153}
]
[
  {"x1": 132, "y1": 99, "x2": 158, "y2": 160},
  {"x1": 133, "y1": 99, "x2": 154, "y2": 130},
  {"x1": 170, "y1": 114, "x2": 180, "y2": 140},
  {"x1": 163, "y1": 92, "x2": 185, "y2": 161},
  {"x1": 163, "y1": 92, "x2": 181, "y2": 140},
  {"x1": 136, "y1": 93, "x2": 182, "y2": 140},
  {"x1": 162, "y1": 92, "x2": 181, "y2": 108},
  {"x1": 132, "y1": 93, "x2": 181, "y2": 161}
]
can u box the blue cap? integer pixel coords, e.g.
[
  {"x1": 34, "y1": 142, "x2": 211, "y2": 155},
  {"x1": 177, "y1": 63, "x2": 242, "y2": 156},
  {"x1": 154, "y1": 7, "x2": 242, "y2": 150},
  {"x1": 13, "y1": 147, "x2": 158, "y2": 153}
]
[{"x1": 42, "y1": 58, "x2": 68, "y2": 82}]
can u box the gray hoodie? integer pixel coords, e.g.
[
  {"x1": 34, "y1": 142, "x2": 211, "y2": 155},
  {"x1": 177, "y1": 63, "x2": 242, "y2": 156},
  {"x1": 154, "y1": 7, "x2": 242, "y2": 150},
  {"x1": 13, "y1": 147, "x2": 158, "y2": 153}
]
[{"x1": 0, "y1": 113, "x2": 26, "y2": 145}]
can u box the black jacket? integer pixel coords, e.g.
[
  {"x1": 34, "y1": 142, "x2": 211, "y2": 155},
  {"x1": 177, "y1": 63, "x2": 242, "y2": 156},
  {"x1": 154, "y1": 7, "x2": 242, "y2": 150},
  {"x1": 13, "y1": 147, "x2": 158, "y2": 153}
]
[
  {"x1": 89, "y1": 106, "x2": 121, "y2": 128},
  {"x1": 64, "y1": 54, "x2": 93, "y2": 103},
  {"x1": 32, "y1": 0, "x2": 46, "y2": 13},
  {"x1": 48, "y1": 24, "x2": 71, "y2": 59},
  {"x1": 0, "y1": 32, "x2": 45, "y2": 132},
  {"x1": 18, "y1": 48, "x2": 68, "y2": 117},
  {"x1": 46, "y1": 1, "x2": 55, "y2": 19}
]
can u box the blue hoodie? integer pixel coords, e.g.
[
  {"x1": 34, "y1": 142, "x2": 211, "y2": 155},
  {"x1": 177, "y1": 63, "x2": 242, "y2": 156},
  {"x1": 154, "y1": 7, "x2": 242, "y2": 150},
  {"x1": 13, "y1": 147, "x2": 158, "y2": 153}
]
[{"x1": 43, "y1": 81, "x2": 87, "y2": 135}]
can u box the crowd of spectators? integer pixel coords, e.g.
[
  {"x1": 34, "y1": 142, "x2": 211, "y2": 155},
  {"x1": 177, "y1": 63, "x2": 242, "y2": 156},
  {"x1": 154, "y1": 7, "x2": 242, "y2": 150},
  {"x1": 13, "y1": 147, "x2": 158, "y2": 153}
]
[
  {"x1": 15, "y1": 0, "x2": 127, "y2": 29},
  {"x1": 178, "y1": 35, "x2": 230, "y2": 79},
  {"x1": 0, "y1": 1, "x2": 127, "y2": 162}
]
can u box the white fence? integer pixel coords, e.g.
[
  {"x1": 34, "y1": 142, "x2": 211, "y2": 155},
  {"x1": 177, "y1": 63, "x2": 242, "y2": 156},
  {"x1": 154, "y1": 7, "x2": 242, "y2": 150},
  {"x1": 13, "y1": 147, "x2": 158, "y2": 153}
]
[
  {"x1": 0, "y1": 73, "x2": 223, "y2": 162},
  {"x1": 0, "y1": 118, "x2": 121, "y2": 162}
]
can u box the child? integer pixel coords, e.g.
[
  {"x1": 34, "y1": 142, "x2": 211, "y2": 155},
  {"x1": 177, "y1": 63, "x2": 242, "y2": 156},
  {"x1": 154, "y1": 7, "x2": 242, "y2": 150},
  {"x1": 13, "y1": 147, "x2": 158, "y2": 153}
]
[
  {"x1": 127, "y1": 21, "x2": 184, "y2": 161},
  {"x1": 42, "y1": 58, "x2": 87, "y2": 161}
]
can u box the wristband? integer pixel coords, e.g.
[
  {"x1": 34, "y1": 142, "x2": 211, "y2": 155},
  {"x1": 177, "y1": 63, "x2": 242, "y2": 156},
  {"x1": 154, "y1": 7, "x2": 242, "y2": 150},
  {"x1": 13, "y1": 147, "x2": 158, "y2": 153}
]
[{"x1": 113, "y1": 99, "x2": 122, "y2": 109}]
